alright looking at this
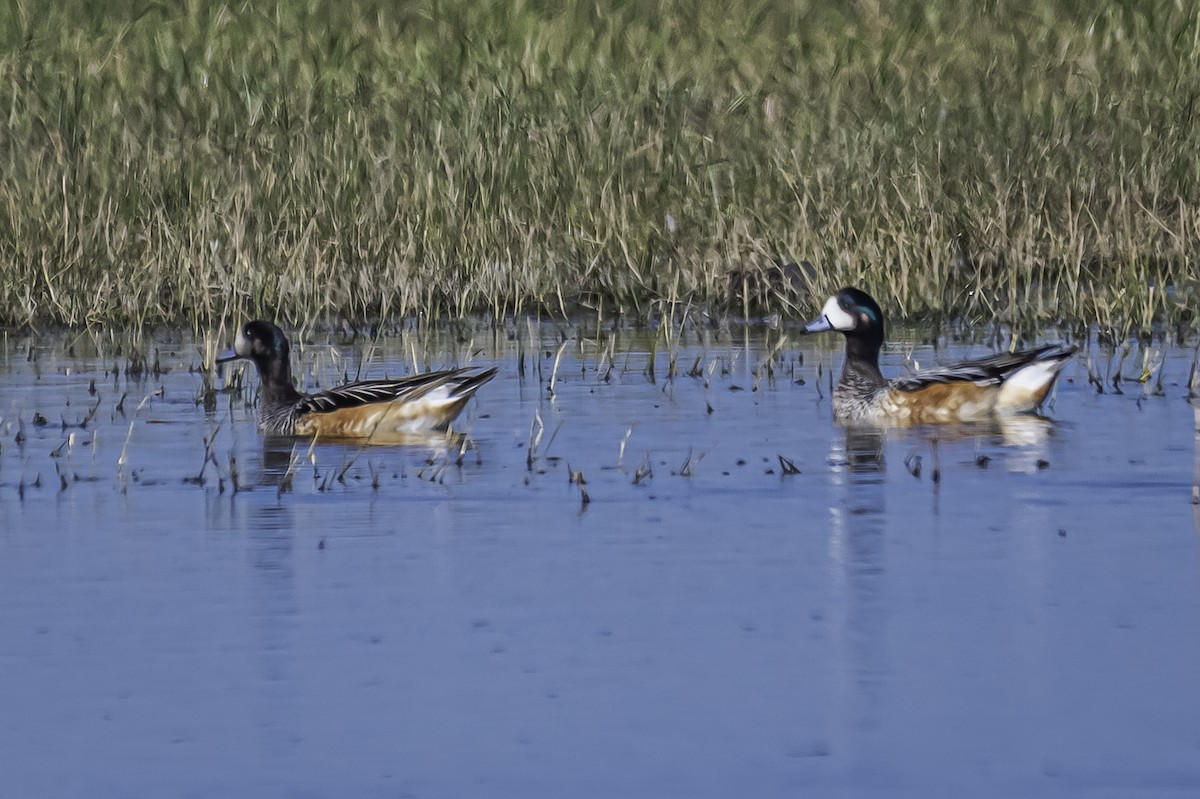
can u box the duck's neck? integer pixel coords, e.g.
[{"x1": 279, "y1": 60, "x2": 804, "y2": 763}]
[
  {"x1": 840, "y1": 333, "x2": 886, "y2": 390},
  {"x1": 253, "y1": 353, "x2": 303, "y2": 405}
]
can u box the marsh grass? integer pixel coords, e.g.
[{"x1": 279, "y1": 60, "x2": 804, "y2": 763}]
[{"x1": 1, "y1": 0, "x2": 1198, "y2": 332}]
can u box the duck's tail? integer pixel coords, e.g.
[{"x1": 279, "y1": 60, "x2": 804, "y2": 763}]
[
  {"x1": 995, "y1": 346, "x2": 1076, "y2": 413},
  {"x1": 422, "y1": 367, "x2": 499, "y2": 430},
  {"x1": 448, "y1": 366, "x2": 499, "y2": 399}
]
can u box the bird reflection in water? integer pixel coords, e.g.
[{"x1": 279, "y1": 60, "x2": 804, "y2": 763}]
[
  {"x1": 202, "y1": 430, "x2": 466, "y2": 538},
  {"x1": 839, "y1": 426, "x2": 886, "y2": 475},
  {"x1": 879, "y1": 415, "x2": 1058, "y2": 475},
  {"x1": 246, "y1": 430, "x2": 469, "y2": 492},
  {"x1": 1191, "y1": 395, "x2": 1200, "y2": 531},
  {"x1": 835, "y1": 414, "x2": 1055, "y2": 472},
  {"x1": 826, "y1": 423, "x2": 889, "y2": 739}
]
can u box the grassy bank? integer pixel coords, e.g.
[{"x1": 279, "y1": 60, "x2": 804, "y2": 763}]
[{"x1": 0, "y1": 0, "x2": 1197, "y2": 331}]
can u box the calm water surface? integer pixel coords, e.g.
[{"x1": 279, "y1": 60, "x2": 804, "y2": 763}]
[{"x1": 1, "y1": 322, "x2": 1198, "y2": 798}]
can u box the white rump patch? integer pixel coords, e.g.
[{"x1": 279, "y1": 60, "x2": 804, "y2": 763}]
[{"x1": 996, "y1": 359, "x2": 1066, "y2": 412}]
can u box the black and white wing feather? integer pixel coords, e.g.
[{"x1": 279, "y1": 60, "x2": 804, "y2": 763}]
[
  {"x1": 299, "y1": 367, "x2": 498, "y2": 414},
  {"x1": 890, "y1": 345, "x2": 1075, "y2": 391}
]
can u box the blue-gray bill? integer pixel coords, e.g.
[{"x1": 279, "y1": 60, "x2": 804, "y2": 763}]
[{"x1": 801, "y1": 315, "x2": 834, "y2": 334}]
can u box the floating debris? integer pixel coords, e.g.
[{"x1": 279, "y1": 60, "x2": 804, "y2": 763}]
[
  {"x1": 677, "y1": 449, "x2": 704, "y2": 478},
  {"x1": 777, "y1": 454, "x2": 800, "y2": 475},
  {"x1": 632, "y1": 452, "x2": 653, "y2": 486}
]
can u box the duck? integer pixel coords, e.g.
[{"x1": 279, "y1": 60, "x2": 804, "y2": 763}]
[
  {"x1": 801, "y1": 287, "x2": 1074, "y2": 425},
  {"x1": 216, "y1": 320, "x2": 497, "y2": 440}
]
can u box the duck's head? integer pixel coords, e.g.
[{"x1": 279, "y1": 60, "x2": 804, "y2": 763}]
[
  {"x1": 216, "y1": 320, "x2": 291, "y2": 376},
  {"x1": 801, "y1": 287, "x2": 885, "y2": 343}
]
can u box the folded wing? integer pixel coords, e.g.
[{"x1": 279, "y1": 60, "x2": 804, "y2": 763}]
[
  {"x1": 299, "y1": 367, "x2": 498, "y2": 414},
  {"x1": 891, "y1": 345, "x2": 1074, "y2": 391}
]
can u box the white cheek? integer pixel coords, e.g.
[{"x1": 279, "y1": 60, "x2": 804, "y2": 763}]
[
  {"x1": 822, "y1": 297, "x2": 857, "y2": 331},
  {"x1": 234, "y1": 329, "x2": 251, "y2": 356}
]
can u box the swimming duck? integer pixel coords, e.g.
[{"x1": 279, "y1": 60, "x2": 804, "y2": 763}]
[
  {"x1": 217, "y1": 320, "x2": 497, "y2": 439},
  {"x1": 801, "y1": 287, "x2": 1074, "y2": 425}
]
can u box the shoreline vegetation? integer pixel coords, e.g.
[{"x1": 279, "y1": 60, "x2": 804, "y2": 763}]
[{"x1": 0, "y1": 0, "x2": 1197, "y2": 333}]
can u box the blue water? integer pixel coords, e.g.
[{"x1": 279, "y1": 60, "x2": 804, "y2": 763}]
[{"x1": 1, "y1": 323, "x2": 1197, "y2": 798}]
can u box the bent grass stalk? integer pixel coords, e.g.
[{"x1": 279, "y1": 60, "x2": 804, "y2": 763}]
[{"x1": 116, "y1": 395, "x2": 152, "y2": 491}]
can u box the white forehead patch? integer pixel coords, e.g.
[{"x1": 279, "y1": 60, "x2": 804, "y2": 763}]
[{"x1": 822, "y1": 296, "x2": 857, "y2": 331}]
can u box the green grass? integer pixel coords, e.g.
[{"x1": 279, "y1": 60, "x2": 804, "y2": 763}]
[{"x1": 0, "y1": 0, "x2": 1197, "y2": 332}]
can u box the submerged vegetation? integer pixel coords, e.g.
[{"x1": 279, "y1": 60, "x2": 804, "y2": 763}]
[{"x1": 0, "y1": 0, "x2": 1197, "y2": 330}]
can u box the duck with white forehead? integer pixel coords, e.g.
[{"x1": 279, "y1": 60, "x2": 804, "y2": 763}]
[{"x1": 801, "y1": 287, "x2": 1074, "y2": 425}]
